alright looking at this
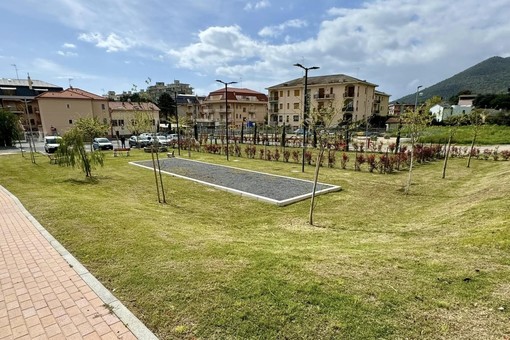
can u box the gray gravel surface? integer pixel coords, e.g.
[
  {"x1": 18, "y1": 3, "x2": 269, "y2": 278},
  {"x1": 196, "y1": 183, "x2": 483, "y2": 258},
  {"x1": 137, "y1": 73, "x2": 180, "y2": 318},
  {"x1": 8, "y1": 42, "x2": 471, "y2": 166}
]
[{"x1": 132, "y1": 158, "x2": 341, "y2": 205}]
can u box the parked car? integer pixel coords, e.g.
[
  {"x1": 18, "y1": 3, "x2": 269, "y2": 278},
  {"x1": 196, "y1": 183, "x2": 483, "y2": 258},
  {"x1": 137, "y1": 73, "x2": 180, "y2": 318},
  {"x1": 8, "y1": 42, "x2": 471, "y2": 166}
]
[
  {"x1": 152, "y1": 135, "x2": 170, "y2": 146},
  {"x1": 128, "y1": 135, "x2": 151, "y2": 147},
  {"x1": 293, "y1": 128, "x2": 309, "y2": 136},
  {"x1": 92, "y1": 137, "x2": 114, "y2": 150},
  {"x1": 44, "y1": 136, "x2": 62, "y2": 153}
]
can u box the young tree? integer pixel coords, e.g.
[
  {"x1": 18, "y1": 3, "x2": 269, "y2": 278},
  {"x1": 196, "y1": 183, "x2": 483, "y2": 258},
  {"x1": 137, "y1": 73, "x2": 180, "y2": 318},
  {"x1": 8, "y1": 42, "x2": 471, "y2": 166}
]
[
  {"x1": 441, "y1": 115, "x2": 464, "y2": 179},
  {"x1": 56, "y1": 125, "x2": 105, "y2": 177},
  {"x1": 126, "y1": 110, "x2": 155, "y2": 142},
  {"x1": 74, "y1": 117, "x2": 109, "y2": 150},
  {"x1": 467, "y1": 108, "x2": 485, "y2": 168},
  {"x1": 401, "y1": 96, "x2": 439, "y2": 194},
  {"x1": 308, "y1": 104, "x2": 336, "y2": 225}
]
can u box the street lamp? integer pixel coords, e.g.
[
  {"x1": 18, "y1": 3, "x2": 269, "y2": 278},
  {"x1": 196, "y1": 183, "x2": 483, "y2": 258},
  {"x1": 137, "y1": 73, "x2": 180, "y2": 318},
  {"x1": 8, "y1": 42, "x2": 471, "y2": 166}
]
[
  {"x1": 294, "y1": 63, "x2": 320, "y2": 172},
  {"x1": 216, "y1": 79, "x2": 237, "y2": 161},
  {"x1": 414, "y1": 85, "x2": 423, "y2": 112}
]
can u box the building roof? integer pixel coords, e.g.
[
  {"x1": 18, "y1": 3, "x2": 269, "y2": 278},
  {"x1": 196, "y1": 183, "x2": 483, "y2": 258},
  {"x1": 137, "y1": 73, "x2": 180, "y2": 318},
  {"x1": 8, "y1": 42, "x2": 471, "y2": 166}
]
[
  {"x1": 108, "y1": 101, "x2": 160, "y2": 111},
  {"x1": 0, "y1": 78, "x2": 62, "y2": 89},
  {"x1": 267, "y1": 74, "x2": 378, "y2": 89},
  {"x1": 375, "y1": 90, "x2": 390, "y2": 97},
  {"x1": 207, "y1": 87, "x2": 268, "y2": 102},
  {"x1": 37, "y1": 87, "x2": 105, "y2": 100},
  {"x1": 176, "y1": 94, "x2": 204, "y2": 105}
]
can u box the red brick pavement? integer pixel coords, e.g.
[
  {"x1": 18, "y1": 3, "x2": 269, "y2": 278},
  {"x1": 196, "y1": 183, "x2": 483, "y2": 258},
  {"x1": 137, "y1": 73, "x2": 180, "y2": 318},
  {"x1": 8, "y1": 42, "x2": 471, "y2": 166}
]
[{"x1": 0, "y1": 186, "x2": 156, "y2": 339}]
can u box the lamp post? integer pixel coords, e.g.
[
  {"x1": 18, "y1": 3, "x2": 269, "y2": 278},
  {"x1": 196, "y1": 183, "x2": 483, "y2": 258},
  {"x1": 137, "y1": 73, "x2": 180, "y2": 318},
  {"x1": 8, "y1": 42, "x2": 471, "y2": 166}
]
[
  {"x1": 294, "y1": 63, "x2": 319, "y2": 172},
  {"x1": 174, "y1": 91, "x2": 181, "y2": 156},
  {"x1": 414, "y1": 85, "x2": 423, "y2": 113},
  {"x1": 216, "y1": 80, "x2": 237, "y2": 160}
]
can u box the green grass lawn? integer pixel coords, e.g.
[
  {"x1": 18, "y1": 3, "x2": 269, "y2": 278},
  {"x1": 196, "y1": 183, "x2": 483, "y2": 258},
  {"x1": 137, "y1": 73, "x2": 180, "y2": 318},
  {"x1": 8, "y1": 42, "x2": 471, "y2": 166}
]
[
  {"x1": 419, "y1": 125, "x2": 510, "y2": 144},
  {"x1": 1, "y1": 149, "x2": 509, "y2": 339}
]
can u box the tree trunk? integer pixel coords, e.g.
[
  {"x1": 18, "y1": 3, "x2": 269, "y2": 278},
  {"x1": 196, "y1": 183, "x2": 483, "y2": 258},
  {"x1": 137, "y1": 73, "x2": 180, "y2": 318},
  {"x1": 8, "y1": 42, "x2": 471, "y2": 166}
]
[
  {"x1": 404, "y1": 143, "x2": 414, "y2": 195},
  {"x1": 442, "y1": 132, "x2": 452, "y2": 179},
  {"x1": 309, "y1": 146, "x2": 324, "y2": 225},
  {"x1": 467, "y1": 129, "x2": 478, "y2": 168}
]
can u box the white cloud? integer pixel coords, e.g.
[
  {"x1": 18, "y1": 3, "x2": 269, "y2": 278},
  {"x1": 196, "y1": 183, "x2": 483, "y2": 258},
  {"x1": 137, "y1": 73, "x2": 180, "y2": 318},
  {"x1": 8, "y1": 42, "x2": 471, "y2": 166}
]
[
  {"x1": 258, "y1": 19, "x2": 307, "y2": 38},
  {"x1": 169, "y1": 0, "x2": 510, "y2": 98},
  {"x1": 62, "y1": 43, "x2": 76, "y2": 49},
  {"x1": 57, "y1": 50, "x2": 78, "y2": 57},
  {"x1": 244, "y1": 0, "x2": 270, "y2": 11},
  {"x1": 168, "y1": 26, "x2": 261, "y2": 68},
  {"x1": 78, "y1": 32, "x2": 136, "y2": 52}
]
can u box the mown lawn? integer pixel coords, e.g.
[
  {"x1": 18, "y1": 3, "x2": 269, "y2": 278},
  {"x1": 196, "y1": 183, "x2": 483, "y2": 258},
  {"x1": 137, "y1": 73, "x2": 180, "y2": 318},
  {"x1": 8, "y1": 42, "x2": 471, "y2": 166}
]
[
  {"x1": 419, "y1": 125, "x2": 510, "y2": 144},
  {"x1": 0, "y1": 149, "x2": 509, "y2": 339}
]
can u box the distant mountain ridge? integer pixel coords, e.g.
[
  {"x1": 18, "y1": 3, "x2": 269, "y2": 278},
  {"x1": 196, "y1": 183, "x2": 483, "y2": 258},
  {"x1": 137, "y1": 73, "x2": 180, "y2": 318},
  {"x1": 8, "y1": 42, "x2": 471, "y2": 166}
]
[{"x1": 395, "y1": 56, "x2": 510, "y2": 104}]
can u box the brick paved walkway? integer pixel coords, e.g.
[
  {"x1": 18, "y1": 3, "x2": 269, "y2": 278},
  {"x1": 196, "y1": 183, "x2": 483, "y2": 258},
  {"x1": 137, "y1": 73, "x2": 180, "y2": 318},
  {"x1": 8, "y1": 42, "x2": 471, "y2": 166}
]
[{"x1": 0, "y1": 186, "x2": 156, "y2": 339}]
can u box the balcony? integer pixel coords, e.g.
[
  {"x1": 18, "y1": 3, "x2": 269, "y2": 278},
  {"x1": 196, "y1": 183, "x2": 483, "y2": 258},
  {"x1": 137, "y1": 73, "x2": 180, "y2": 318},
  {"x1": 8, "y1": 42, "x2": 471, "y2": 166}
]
[
  {"x1": 269, "y1": 96, "x2": 279, "y2": 103},
  {"x1": 313, "y1": 93, "x2": 335, "y2": 100},
  {"x1": 343, "y1": 92, "x2": 355, "y2": 98}
]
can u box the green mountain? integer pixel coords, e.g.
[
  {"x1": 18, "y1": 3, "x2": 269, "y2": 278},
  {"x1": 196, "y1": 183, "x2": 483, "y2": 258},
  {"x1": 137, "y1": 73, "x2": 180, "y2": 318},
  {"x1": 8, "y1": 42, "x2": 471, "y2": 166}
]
[{"x1": 395, "y1": 56, "x2": 510, "y2": 104}]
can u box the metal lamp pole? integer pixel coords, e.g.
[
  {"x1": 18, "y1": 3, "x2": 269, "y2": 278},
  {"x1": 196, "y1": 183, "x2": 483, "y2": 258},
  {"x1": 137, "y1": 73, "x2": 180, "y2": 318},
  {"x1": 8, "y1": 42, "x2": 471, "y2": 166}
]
[
  {"x1": 414, "y1": 85, "x2": 423, "y2": 113},
  {"x1": 294, "y1": 63, "x2": 319, "y2": 172},
  {"x1": 216, "y1": 79, "x2": 237, "y2": 161}
]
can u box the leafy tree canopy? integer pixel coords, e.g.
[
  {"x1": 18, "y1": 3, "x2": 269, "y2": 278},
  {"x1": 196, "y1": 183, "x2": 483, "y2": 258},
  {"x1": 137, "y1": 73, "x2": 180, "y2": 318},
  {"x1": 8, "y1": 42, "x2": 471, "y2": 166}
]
[
  {"x1": 0, "y1": 109, "x2": 22, "y2": 147},
  {"x1": 157, "y1": 92, "x2": 176, "y2": 121}
]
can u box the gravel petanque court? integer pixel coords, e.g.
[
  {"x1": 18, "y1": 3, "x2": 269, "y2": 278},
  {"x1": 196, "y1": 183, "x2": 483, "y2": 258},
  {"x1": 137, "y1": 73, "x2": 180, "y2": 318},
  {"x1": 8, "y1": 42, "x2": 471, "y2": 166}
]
[{"x1": 131, "y1": 157, "x2": 341, "y2": 206}]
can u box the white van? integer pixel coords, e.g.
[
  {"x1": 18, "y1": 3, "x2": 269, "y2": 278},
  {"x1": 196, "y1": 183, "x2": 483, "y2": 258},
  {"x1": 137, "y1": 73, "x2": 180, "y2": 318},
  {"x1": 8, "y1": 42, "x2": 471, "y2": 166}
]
[{"x1": 44, "y1": 136, "x2": 62, "y2": 153}]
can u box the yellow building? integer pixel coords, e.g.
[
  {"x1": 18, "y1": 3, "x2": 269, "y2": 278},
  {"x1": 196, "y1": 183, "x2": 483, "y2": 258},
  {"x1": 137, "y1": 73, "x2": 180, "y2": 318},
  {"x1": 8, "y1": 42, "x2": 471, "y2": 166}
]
[
  {"x1": 202, "y1": 88, "x2": 268, "y2": 129},
  {"x1": 108, "y1": 101, "x2": 160, "y2": 137},
  {"x1": 36, "y1": 88, "x2": 109, "y2": 136},
  {"x1": 267, "y1": 74, "x2": 389, "y2": 130}
]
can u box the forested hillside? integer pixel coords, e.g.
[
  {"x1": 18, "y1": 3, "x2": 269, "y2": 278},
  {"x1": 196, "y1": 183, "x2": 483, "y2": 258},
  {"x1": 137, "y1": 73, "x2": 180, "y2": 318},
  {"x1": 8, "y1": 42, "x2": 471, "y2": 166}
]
[{"x1": 396, "y1": 56, "x2": 510, "y2": 103}]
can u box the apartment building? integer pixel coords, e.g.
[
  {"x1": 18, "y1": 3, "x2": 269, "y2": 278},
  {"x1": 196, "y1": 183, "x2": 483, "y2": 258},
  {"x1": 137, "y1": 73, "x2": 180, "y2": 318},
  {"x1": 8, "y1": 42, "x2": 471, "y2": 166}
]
[
  {"x1": 0, "y1": 78, "x2": 63, "y2": 135},
  {"x1": 146, "y1": 80, "x2": 193, "y2": 101},
  {"x1": 267, "y1": 74, "x2": 389, "y2": 130},
  {"x1": 201, "y1": 87, "x2": 268, "y2": 129},
  {"x1": 36, "y1": 88, "x2": 109, "y2": 136},
  {"x1": 108, "y1": 101, "x2": 160, "y2": 137}
]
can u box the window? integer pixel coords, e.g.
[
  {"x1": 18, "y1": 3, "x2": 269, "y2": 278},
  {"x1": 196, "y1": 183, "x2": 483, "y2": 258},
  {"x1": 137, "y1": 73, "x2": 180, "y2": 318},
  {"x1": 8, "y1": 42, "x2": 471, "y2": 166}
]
[
  {"x1": 330, "y1": 87, "x2": 333, "y2": 94},
  {"x1": 279, "y1": 103, "x2": 283, "y2": 109},
  {"x1": 286, "y1": 116, "x2": 289, "y2": 123},
  {"x1": 293, "y1": 103, "x2": 299, "y2": 110},
  {"x1": 69, "y1": 119, "x2": 73, "y2": 124},
  {"x1": 287, "y1": 90, "x2": 290, "y2": 96},
  {"x1": 243, "y1": 107, "x2": 246, "y2": 112},
  {"x1": 30, "y1": 119, "x2": 35, "y2": 125},
  {"x1": 294, "y1": 89, "x2": 300, "y2": 96},
  {"x1": 293, "y1": 115, "x2": 299, "y2": 122},
  {"x1": 278, "y1": 115, "x2": 283, "y2": 122},
  {"x1": 101, "y1": 104, "x2": 106, "y2": 110},
  {"x1": 287, "y1": 103, "x2": 290, "y2": 109},
  {"x1": 66, "y1": 104, "x2": 70, "y2": 109},
  {"x1": 279, "y1": 91, "x2": 283, "y2": 97}
]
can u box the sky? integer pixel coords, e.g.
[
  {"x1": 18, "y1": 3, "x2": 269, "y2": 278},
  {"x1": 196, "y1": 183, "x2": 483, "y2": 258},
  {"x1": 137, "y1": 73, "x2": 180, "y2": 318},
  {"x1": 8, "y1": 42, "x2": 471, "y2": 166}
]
[{"x1": 1, "y1": 0, "x2": 509, "y2": 100}]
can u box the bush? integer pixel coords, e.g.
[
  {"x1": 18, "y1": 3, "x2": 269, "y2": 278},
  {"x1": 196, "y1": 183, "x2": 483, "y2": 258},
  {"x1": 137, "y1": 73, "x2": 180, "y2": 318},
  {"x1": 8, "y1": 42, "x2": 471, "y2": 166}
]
[
  {"x1": 341, "y1": 153, "x2": 349, "y2": 169},
  {"x1": 292, "y1": 150, "x2": 300, "y2": 163},
  {"x1": 283, "y1": 150, "x2": 291, "y2": 162},
  {"x1": 327, "y1": 150, "x2": 336, "y2": 168}
]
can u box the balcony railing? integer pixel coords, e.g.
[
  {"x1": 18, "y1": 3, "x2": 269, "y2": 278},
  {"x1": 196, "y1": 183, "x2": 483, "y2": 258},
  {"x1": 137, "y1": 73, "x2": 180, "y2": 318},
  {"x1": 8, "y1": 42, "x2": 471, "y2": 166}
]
[
  {"x1": 269, "y1": 96, "x2": 279, "y2": 103},
  {"x1": 344, "y1": 92, "x2": 355, "y2": 98},
  {"x1": 313, "y1": 93, "x2": 335, "y2": 100}
]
